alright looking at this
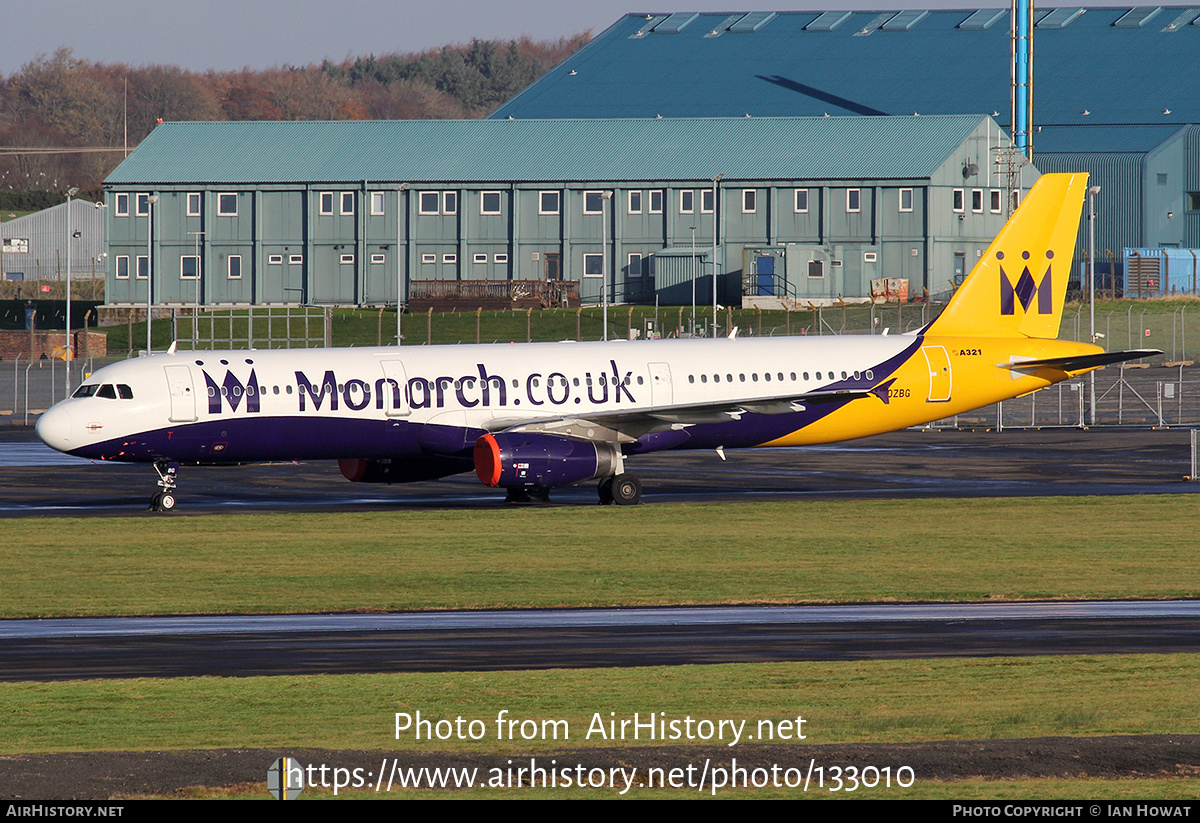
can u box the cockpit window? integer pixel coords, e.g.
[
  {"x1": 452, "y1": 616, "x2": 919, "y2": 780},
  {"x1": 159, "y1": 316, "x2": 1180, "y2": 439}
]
[
  {"x1": 97, "y1": 384, "x2": 117, "y2": 399},
  {"x1": 117, "y1": 384, "x2": 134, "y2": 399},
  {"x1": 72, "y1": 384, "x2": 100, "y2": 398}
]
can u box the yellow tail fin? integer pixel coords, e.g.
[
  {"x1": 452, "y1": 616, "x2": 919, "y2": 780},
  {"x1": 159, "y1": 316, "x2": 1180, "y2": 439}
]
[{"x1": 927, "y1": 172, "x2": 1088, "y2": 339}]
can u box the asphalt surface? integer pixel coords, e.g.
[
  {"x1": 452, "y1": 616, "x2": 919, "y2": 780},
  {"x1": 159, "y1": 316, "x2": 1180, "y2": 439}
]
[
  {"x1": 1, "y1": 425, "x2": 1198, "y2": 515},
  {"x1": 3, "y1": 602, "x2": 1200, "y2": 681}
]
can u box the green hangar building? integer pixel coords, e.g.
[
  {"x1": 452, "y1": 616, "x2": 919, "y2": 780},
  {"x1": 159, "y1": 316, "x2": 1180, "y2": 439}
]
[{"x1": 103, "y1": 115, "x2": 1033, "y2": 310}]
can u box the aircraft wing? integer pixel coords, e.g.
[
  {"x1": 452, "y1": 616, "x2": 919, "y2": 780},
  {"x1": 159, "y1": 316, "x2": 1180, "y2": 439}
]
[
  {"x1": 1002, "y1": 349, "x2": 1161, "y2": 374},
  {"x1": 482, "y1": 380, "x2": 895, "y2": 442}
]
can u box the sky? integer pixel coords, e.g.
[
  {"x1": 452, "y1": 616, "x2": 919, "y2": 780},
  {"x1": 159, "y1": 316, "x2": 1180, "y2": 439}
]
[{"x1": 3, "y1": 0, "x2": 1148, "y2": 77}]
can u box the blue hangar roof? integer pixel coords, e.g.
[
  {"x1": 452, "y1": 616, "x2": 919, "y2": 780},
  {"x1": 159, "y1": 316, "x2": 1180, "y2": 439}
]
[
  {"x1": 490, "y1": 7, "x2": 1200, "y2": 147},
  {"x1": 106, "y1": 116, "x2": 993, "y2": 185}
]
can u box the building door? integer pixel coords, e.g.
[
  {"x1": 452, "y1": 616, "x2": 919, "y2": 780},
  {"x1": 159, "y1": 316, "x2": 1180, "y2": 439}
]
[{"x1": 545, "y1": 253, "x2": 561, "y2": 281}]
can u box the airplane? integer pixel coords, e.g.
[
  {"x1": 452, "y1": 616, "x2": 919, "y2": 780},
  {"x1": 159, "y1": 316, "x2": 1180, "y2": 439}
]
[{"x1": 37, "y1": 172, "x2": 1158, "y2": 511}]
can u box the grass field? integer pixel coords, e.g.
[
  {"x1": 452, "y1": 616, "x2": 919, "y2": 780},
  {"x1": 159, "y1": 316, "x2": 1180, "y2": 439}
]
[
  {"x1": 5, "y1": 496, "x2": 1200, "y2": 617},
  {"x1": 6, "y1": 494, "x2": 1199, "y2": 798}
]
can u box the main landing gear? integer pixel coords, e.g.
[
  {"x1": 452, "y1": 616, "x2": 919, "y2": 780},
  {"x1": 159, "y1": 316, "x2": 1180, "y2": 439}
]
[
  {"x1": 598, "y1": 473, "x2": 642, "y2": 506},
  {"x1": 149, "y1": 460, "x2": 180, "y2": 512}
]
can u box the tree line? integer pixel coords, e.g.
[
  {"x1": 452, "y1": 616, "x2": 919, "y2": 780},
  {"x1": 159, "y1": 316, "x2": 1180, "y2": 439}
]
[{"x1": 0, "y1": 34, "x2": 588, "y2": 203}]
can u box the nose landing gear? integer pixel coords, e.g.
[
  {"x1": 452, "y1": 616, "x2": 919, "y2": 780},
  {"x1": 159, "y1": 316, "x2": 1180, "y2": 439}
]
[{"x1": 150, "y1": 460, "x2": 180, "y2": 512}]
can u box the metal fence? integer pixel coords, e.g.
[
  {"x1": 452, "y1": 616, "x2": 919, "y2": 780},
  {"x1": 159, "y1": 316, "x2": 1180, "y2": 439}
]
[{"x1": 169, "y1": 305, "x2": 330, "y2": 350}]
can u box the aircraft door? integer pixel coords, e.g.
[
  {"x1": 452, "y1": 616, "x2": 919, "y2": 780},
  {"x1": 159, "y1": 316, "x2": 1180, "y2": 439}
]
[
  {"x1": 921, "y1": 346, "x2": 952, "y2": 403},
  {"x1": 164, "y1": 365, "x2": 198, "y2": 422},
  {"x1": 648, "y1": 362, "x2": 672, "y2": 406},
  {"x1": 380, "y1": 360, "x2": 410, "y2": 417}
]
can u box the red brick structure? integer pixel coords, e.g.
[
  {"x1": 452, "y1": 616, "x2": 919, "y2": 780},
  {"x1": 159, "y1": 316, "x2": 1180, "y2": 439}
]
[{"x1": 0, "y1": 330, "x2": 107, "y2": 360}]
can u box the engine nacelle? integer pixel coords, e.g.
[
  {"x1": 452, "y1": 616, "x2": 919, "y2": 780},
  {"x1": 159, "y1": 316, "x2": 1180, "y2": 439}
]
[
  {"x1": 474, "y1": 432, "x2": 621, "y2": 489},
  {"x1": 338, "y1": 457, "x2": 469, "y2": 484}
]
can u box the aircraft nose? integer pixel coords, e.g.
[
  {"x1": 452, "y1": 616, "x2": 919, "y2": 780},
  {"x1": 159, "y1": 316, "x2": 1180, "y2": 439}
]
[{"x1": 36, "y1": 404, "x2": 74, "y2": 452}]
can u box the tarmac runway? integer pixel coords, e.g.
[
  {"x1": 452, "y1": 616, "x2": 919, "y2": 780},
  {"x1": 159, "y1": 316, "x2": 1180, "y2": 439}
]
[
  {"x1": 4, "y1": 601, "x2": 1200, "y2": 681},
  {"x1": 1, "y1": 425, "x2": 1198, "y2": 516}
]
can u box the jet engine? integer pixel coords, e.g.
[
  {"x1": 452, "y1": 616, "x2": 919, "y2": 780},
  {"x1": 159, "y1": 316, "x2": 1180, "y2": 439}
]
[{"x1": 473, "y1": 432, "x2": 621, "y2": 489}]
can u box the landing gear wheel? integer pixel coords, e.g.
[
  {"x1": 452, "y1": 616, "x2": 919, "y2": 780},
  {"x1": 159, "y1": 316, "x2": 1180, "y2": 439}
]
[
  {"x1": 150, "y1": 460, "x2": 180, "y2": 514},
  {"x1": 610, "y1": 473, "x2": 642, "y2": 506},
  {"x1": 598, "y1": 477, "x2": 615, "y2": 505}
]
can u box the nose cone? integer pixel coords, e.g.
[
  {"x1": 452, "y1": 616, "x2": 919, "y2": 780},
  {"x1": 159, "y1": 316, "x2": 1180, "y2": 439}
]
[{"x1": 36, "y1": 404, "x2": 74, "y2": 453}]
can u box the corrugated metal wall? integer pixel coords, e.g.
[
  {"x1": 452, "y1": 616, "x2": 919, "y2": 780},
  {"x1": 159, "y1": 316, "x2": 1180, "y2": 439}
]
[{"x1": 1037, "y1": 152, "x2": 1144, "y2": 277}]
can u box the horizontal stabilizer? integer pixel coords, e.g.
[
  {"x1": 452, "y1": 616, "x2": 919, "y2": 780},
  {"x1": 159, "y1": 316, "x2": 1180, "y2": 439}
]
[{"x1": 1002, "y1": 349, "x2": 1161, "y2": 373}]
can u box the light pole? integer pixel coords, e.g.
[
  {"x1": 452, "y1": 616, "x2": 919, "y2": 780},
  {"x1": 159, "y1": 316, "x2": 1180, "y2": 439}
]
[
  {"x1": 689, "y1": 226, "x2": 697, "y2": 336},
  {"x1": 1088, "y1": 184, "x2": 1101, "y2": 426},
  {"x1": 712, "y1": 174, "x2": 723, "y2": 337},
  {"x1": 396, "y1": 182, "x2": 408, "y2": 346},
  {"x1": 146, "y1": 194, "x2": 158, "y2": 354},
  {"x1": 65, "y1": 187, "x2": 78, "y2": 396},
  {"x1": 601, "y1": 190, "x2": 612, "y2": 341}
]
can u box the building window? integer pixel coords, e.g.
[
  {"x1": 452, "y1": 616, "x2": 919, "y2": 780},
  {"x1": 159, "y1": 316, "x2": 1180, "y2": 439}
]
[
  {"x1": 742, "y1": 190, "x2": 756, "y2": 214},
  {"x1": 847, "y1": 189, "x2": 861, "y2": 213},
  {"x1": 319, "y1": 192, "x2": 334, "y2": 215},
  {"x1": 422, "y1": 253, "x2": 436, "y2": 264},
  {"x1": 419, "y1": 192, "x2": 440, "y2": 214},
  {"x1": 494, "y1": 253, "x2": 509, "y2": 264},
  {"x1": 115, "y1": 193, "x2": 129, "y2": 216},
  {"x1": 899, "y1": 188, "x2": 913, "y2": 212},
  {"x1": 268, "y1": 254, "x2": 283, "y2": 265},
  {"x1": 180, "y1": 255, "x2": 199, "y2": 279},
  {"x1": 628, "y1": 191, "x2": 642, "y2": 214},
  {"x1": 288, "y1": 254, "x2": 303, "y2": 265},
  {"x1": 481, "y1": 191, "x2": 501, "y2": 215},
  {"x1": 443, "y1": 191, "x2": 458, "y2": 214},
  {"x1": 473, "y1": 253, "x2": 488, "y2": 264},
  {"x1": 864, "y1": 252, "x2": 878, "y2": 263},
  {"x1": 228, "y1": 255, "x2": 242, "y2": 279},
  {"x1": 371, "y1": 192, "x2": 385, "y2": 215},
  {"x1": 136, "y1": 255, "x2": 149, "y2": 279},
  {"x1": 1012, "y1": 190, "x2": 1021, "y2": 210},
  {"x1": 953, "y1": 189, "x2": 965, "y2": 212},
  {"x1": 628, "y1": 253, "x2": 643, "y2": 277},
  {"x1": 371, "y1": 253, "x2": 386, "y2": 264},
  {"x1": 539, "y1": 190, "x2": 561, "y2": 215},
  {"x1": 187, "y1": 193, "x2": 201, "y2": 216},
  {"x1": 794, "y1": 189, "x2": 809, "y2": 213},
  {"x1": 442, "y1": 253, "x2": 457, "y2": 264},
  {"x1": 218, "y1": 193, "x2": 238, "y2": 216},
  {"x1": 136, "y1": 193, "x2": 150, "y2": 217},
  {"x1": 340, "y1": 192, "x2": 354, "y2": 215},
  {"x1": 115, "y1": 255, "x2": 129, "y2": 279},
  {"x1": 339, "y1": 254, "x2": 355, "y2": 265},
  {"x1": 680, "y1": 190, "x2": 694, "y2": 214},
  {"x1": 701, "y1": 190, "x2": 714, "y2": 213},
  {"x1": 808, "y1": 259, "x2": 824, "y2": 278},
  {"x1": 971, "y1": 189, "x2": 983, "y2": 213},
  {"x1": 649, "y1": 190, "x2": 663, "y2": 214},
  {"x1": 990, "y1": 190, "x2": 1002, "y2": 213},
  {"x1": 584, "y1": 253, "x2": 603, "y2": 276},
  {"x1": 584, "y1": 191, "x2": 604, "y2": 214}
]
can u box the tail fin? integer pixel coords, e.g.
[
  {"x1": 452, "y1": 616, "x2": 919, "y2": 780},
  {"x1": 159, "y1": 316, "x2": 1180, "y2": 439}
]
[{"x1": 927, "y1": 172, "x2": 1088, "y2": 339}]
